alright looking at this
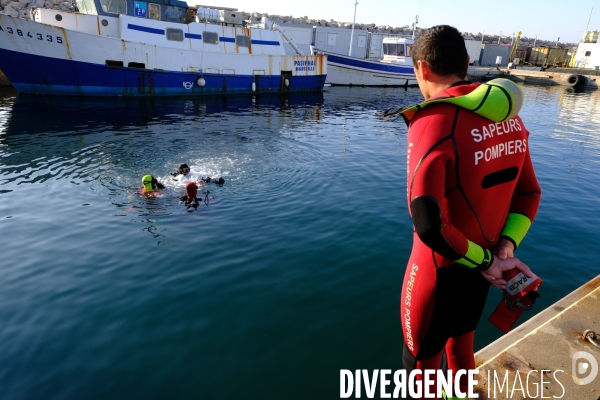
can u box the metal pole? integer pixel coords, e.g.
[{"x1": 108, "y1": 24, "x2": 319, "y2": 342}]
[
  {"x1": 412, "y1": 15, "x2": 419, "y2": 40},
  {"x1": 586, "y1": 7, "x2": 594, "y2": 30},
  {"x1": 348, "y1": 0, "x2": 358, "y2": 57},
  {"x1": 533, "y1": 35, "x2": 537, "y2": 47}
]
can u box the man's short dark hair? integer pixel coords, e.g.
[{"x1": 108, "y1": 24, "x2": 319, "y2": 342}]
[{"x1": 412, "y1": 25, "x2": 468, "y2": 78}]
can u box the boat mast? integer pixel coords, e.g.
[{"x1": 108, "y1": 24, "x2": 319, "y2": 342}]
[
  {"x1": 349, "y1": 0, "x2": 358, "y2": 56},
  {"x1": 412, "y1": 14, "x2": 419, "y2": 39}
]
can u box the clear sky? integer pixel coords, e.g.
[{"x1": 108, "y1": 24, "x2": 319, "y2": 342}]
[{"x1": 214, "y1": 0, "x2": 599, "y2": 44}]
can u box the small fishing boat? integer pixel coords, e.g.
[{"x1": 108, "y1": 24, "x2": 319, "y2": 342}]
[
  {"x1": 0, "y1": 2, "x2": 326, "y2": 96},
  {"x1": 313, "y1": 1, "x2": 416, "y2": 87},
  {"x1": 316, "y1": 35, "x2": 416, "y2": 87}
]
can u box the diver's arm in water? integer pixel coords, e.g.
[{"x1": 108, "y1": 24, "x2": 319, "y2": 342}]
[
  {"x1": 199, "y1": 177, "x2": 225, "y2": 184},
  {"x1": 155, "y1": 181, "x2": 165, "y2": 189},
  {"x1": 180, "y1": 195, "x2": 199, "y2": 204}
]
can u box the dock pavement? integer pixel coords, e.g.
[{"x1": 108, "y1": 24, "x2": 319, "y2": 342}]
[{"x1": 473, "y1": 274, "x2": 600, "y2": 399}]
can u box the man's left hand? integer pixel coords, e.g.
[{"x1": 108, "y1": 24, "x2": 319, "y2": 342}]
[{"x1": 481, "y1": 256, "x2": 535, "y2": 289}]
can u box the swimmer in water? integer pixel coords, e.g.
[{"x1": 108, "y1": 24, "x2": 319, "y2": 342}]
[
  {"x1": 199, "y1": 176, "x2": 225, "y2": 185},
  {"x1": 180, "y1": 181, "x2": 199, "y2": 209},
  {"x1": 170, "y1": 163, "x2": 191, "y2": 179},
  {"x1": 171, "y1": 162, "x2": 225, "y2": 185},
  {"x1": 141, "y1": 174, "x2": 165, "y2": 196}
]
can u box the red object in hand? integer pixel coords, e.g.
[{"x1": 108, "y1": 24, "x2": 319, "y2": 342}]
[
  {"x1": 489, "y1": 269, "x2": 542, "y2": 334},
  {"x1": 503, "y1": 269, "x2": 542, "y2": 298}
]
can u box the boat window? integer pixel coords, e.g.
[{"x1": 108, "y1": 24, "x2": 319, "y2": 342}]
[
  {"x1": 585, "y1": 51, "x2": 592, "y2": 56},
  {"x1": 165, "y1": 6, "x2": 180, "y2": 22},
  {"x1": 384, "y1": 43, "x2": 397, "y2": 56},
  {"x1": 166, "y1": 28, "x2": 184, "y2": 42},
  {"x1": 397, "y1": 45, "x2": 405, "y2": 57},
  {"x1": 236, "y1": 35, "x2": 250, "y2": 47},
  {"x1": 99, "y1": 0, "x2": 126, "y2": 15},
  {"x1": 406, "y1": 44, "x2": 413, "y2": 57},
  {"x1": 203, "y1": 31, "x2": 219, "y2": 44},
  {"x1": 148, "y1": 3, "x2": 160, "y2": 20},
  {"x1": 75, "y1": 0, "x2": 97, "y2": 15}
]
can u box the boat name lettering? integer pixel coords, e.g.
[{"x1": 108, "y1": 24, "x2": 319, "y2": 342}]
[
  {"x1": 0, "y1": 26, "x2": 63, "y2": 44},
  {"x1": 294, "y1": 60, "x2": 315, "y2": 72},
  {"x1": 294, "y1": 60, "x2": 315, "y2": 66},
  {"x1": 183, "y1": 82, "x2": 194, "y2": 90}
]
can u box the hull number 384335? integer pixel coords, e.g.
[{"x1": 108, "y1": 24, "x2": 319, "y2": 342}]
[{"x1": 0, "y1": 25, "x2": 64, "y2": 44}]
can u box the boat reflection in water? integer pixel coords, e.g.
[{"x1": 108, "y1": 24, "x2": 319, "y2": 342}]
[{"x1": 3, "y1": 91, "x2": 325, "y2": 136}]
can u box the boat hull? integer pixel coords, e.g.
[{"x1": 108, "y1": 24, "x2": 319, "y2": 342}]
[
  {"x1": 0, "y1": 14, "x2": 327, "y2": 96},
  {"x1": 321, "y1": 52, "x2": 416, "y2": 87},
  {"x1": 0, "y1": 47, "x2": 325, "y2": 96}
]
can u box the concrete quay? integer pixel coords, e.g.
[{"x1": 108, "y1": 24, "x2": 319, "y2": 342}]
[
  {"x1": 473, "y1": 274, "x2": 600, "y2": 399},
  {"x1": 467, "y1": 66, "x2": 600, "y2": 89},
  {"x1": 503, "y1": 68, "x2": 599, "y2": 89}
]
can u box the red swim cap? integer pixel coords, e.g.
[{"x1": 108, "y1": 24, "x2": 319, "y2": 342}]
[{"x1": 185, "y1": 182, "x2": 198, "y2": 198}]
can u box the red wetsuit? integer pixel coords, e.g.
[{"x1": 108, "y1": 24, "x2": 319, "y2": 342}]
[{"x1": 400, "y1": 82, "x2": 541, "y2": 391}]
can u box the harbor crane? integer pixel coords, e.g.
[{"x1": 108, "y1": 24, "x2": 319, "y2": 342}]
[{"x1": 509, "y1": 31, "x2": 522, "y2": 64}]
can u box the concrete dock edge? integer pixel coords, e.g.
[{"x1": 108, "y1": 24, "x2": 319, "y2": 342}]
[{"x1": 474, "y1": 274, "x2": 600, "y2": 399}]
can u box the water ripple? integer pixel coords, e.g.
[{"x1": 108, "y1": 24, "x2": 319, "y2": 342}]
[{"x1": 0, "y1": 85, "x2": 599, "y2": 399}]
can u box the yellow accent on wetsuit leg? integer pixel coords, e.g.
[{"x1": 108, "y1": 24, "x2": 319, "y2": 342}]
[
  {"x1": 456, "y1": 241, "x2": 490, "y2": 269},
  {"x1": 501, "y1": 213, "x2": 532, "y2": 248}
]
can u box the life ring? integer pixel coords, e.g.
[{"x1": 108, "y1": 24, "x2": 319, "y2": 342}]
[{"x1": 567, "y1": 74, "x2": 586, "y2": 88}]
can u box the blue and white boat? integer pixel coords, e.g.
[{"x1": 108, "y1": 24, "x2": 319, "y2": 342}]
[
  {"x1": 0, "y1": 2, "x2": 326, "y2": 96},
  {"x1": 316, "y1": 35, "x2": 416, "y2": 87}
]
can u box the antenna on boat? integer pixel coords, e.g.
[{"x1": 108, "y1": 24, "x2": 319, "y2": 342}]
[
  {"x1": 349, "y1": 0, "x2": 358, "y2": 57},
  {"x1": 411, "y1": 14, "x2": 419, "y2": 39}
]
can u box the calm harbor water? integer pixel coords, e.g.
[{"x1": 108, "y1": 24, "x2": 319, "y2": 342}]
[{"x1": 0, "y1": 83, "x2": 599, "y2": 399}]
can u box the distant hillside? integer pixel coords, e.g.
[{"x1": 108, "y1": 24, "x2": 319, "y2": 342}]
[
  {"x1": 0, "y1": 3, "x2": 576, "y2": 48},
  {"x1": 249, "y1": 12, "x2": 576, "y2": 48}
]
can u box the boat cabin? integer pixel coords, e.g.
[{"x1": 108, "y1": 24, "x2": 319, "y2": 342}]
[
  {"x1": 75, "y1": 0, "x2": 190, "y2": 23},
  {"x1": 382, "y1": 37, "x2": 413, "y2": 61}
]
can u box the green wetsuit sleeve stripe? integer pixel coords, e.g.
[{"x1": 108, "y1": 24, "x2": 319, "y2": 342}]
[
  {"x1": 456, "y1": 241, "x2": 491, "y2": 269},
  {"x1": 501, "y1": 213, "x2": 532, "y2": 248}
]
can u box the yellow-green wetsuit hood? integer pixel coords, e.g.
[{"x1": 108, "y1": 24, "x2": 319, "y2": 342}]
[{"x1": 142, "y1": 175, "x2": 155, "y2": 192}]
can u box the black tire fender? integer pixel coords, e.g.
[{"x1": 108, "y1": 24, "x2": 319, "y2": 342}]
[{"x1": 567, "y1": 74, "x2": 586, "y2": 87}]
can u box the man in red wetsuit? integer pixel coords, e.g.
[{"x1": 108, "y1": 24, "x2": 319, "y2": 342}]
[{"x1": 399, "y1": 25, "x2": 541, "y2": 397}]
